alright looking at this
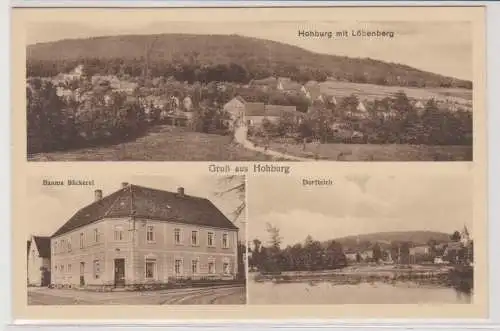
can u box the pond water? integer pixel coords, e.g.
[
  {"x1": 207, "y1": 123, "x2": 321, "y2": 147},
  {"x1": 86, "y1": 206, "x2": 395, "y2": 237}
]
[{"x1": 248, "y1": 279, "x2": 472, "y2": 304}]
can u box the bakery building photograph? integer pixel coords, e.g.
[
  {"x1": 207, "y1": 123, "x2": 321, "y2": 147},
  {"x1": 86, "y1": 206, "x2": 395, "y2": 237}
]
[{"x1": 25, "y1": 174, "x2": 247, "y2": 305}]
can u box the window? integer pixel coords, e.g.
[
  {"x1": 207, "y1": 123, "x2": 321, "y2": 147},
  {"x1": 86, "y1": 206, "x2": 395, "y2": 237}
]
[
  {"x1": 61, "y1": 264, "x2": 64, "y2": 272},
  {"x1": 67, "y1": 239, "x2": 72, "y2": 252},
  {"x1": 55, "y1": 265, "x2": 58, "y2": 272},
  {"x1": 174, "y1": 228, "x2": 181, "y2": 244},
  {"x1": 222, "y1": 233, "x2": 229, "y2": 249},
  {"x1": 174, "y1": 259, "x2": 183, "y2": 275},
  {"x1": 207, "y1": 232, "x2": 215, "y2": 247},
  {"x1": 191, "y1": 260, "x2": 198, "y2": 274},
  {"x1": 93, "y1": 260, "x2": 100, "y2": 279},
  {"x1": 147, "y1": 225, "x2": 154, "y2": 242},
  {"x1": 79, "y1": 233, "x2": 84, "y2": 248},
  {"x1": 145, "y1": 259, "x2": 156, "y2": 279},
  {"x1": 114, "y1": 227, "x2": 124, "y2": 241},
  {"x1": 68, "y1": 264, "x2": 72, "y2": 272},
  {"x1": 191, "y1": 231, "x2": 198, "y2": 246},
  {"x1": 208, "y1": 260, "x2": 215, "y2": 274},
  {"x1": 54, "y1": 241, "x2": 58, "y2": 254},
  {"x1": 223, "y1": 262, "x2": 230, "y2": 275},
  {"x1": 94, "y1": 229, "x2": 100, "y2": 242}
]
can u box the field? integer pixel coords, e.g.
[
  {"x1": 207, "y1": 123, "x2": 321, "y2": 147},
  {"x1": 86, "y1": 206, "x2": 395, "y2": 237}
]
[
  {"x1": 251, "y1": 137, "x2": 472, "y2": 161},
  {"x1": 320, "y1": 80, "x2": 472, "y2": 107},
  {"x1": 28, "y1": 125, "x2": 277, "y2": 161}
]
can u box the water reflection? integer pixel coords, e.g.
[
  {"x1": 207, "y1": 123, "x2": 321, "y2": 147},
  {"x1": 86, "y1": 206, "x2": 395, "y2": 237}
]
[{"x1": 248, "y1": 279, "x2": 472, "y2": 305}]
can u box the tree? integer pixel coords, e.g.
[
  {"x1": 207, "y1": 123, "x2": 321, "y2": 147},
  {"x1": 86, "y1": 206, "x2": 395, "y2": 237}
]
[
  {"x1": 393, "y1": 90, "x2": 412, "y2": 114},
  {"x1": 215, "y1": 176, "x2": 245, "y2": 221},
  {"x1": 451, "y1": 231, "x2": 461, "y2": 242},
  {"x1": 306, "y1": 104, "x2": 334, "y2": 143},
  {"x1": 27, "y1": 80, "x2": 66, "y2": 153},
  {"x1": 372, "y1": 243, "x2": 383, "y2": 263},
  {"x1": 266, "y1": 223, "x2": 282, "y2": 251}
]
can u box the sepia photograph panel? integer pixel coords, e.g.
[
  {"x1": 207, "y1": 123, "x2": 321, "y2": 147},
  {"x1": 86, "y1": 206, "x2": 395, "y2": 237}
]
[
  {"x1": 248, "y1": 173, "x2": 476, "y2": 305},
  {"x1": 23, "y1": 10, "x2": 475, "y2": 162},
  {"x1": 25, "y1": 174, "x2": 247, "y2": 305}
]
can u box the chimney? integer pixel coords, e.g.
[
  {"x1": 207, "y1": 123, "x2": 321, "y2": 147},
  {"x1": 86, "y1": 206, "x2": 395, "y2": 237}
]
[
  {"x1": 121, "y1": 182, "x2": 129, "y2": 189},
  {"x1": 94, "y1": 189, "x2": 103, "y2": 201},
  {"x1": 177, "y1": 187, "x2": 185, "y2": 197}
]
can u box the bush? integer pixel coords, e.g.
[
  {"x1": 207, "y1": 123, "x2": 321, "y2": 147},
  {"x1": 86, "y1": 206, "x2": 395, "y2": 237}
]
[{"x1": 27, "y1": 81, "x2": 149, "y2": 154}]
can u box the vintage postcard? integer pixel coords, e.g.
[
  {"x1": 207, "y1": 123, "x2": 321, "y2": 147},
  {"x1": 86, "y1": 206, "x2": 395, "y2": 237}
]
[
  {"x1": 13, "y1": 7, "x2": 483, "y2": 162},
  {"x1": 11, "y1": 6, "x2": 488, "y2": 322}
]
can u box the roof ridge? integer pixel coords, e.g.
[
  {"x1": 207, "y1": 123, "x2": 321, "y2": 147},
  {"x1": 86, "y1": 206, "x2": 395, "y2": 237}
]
[
  {"x1": 129, "y1": 184, "x2": 207, "y2": 201},
  {"x1": 103, "y1": 187, "x2": 129, "y2": 218}
]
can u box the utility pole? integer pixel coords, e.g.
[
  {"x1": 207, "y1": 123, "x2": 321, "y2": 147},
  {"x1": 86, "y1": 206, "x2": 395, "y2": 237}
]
[{"x1": 128, "y1": 185, "x2": 137, "y2": 286}]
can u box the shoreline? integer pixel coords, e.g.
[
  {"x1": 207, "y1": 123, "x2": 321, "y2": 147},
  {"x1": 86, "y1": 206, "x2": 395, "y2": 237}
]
[{"x1": 251, "y1": 265, "x2": 473, "y2": 289}]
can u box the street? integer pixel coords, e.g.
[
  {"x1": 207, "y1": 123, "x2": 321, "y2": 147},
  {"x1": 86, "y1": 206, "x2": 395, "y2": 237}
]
[{"x1": 28, "y1": 285, "x2": 246, "y2": 305}]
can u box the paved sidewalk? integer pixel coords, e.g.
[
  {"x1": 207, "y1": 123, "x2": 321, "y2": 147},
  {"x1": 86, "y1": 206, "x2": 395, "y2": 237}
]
[{"x1": 27, "y1": 285, "x2": 245, "y2": 305}]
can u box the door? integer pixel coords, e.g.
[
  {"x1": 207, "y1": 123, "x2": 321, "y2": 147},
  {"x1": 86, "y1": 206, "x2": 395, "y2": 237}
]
[
  {"x1": 79, "y1": 262, "x2": 85, "y2": 286},
  {"x1": 114, "y1": 259, "x2": 125, "y2": 288}
]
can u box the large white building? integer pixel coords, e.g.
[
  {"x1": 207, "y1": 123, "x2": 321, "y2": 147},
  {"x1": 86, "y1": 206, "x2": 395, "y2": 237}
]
[{"x1": 50, "y1": 183, "x2": 239, "y2": 289}]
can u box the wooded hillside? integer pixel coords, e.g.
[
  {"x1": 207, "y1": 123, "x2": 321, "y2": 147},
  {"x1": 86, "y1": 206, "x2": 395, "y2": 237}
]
[{"x1": 27, "y1": 34, "x2": 472, "y2": 89}]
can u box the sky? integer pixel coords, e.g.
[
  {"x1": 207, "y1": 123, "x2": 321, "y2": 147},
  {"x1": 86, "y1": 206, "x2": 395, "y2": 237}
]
[
  {"x1": 25, "y1": 174, "x2": 246, "y2": 241},
  {"x1": 26, "y1": 21, "x2": 472, "y2": 80},
  {"x1": 248, "y1": 173, "x2": 473, "y2": 247}
]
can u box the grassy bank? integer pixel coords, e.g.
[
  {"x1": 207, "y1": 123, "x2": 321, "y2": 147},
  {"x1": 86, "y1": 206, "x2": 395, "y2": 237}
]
[{"x1": 28, "y1": 125, "x2": 277, "y2": 161}]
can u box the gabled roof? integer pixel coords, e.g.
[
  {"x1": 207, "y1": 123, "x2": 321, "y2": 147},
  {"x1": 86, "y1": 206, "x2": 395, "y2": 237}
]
[
  {"x1": 32, "y1": 236, "x2": 51, "y2": 258},
  {"x1": 52, "y1": 184, "x2": 238, "y2": 238},
  {"x1": 245, "y1": 102, "x2": 266, "y2": 116},
  {"x1": 234, "y1": 96, "x2": 246, "y2": 104}
]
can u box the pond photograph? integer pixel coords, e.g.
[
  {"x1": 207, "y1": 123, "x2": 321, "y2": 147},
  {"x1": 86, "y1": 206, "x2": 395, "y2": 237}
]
[{"x1": 247, "y1": 173, "x2": 474, "y2": 305}]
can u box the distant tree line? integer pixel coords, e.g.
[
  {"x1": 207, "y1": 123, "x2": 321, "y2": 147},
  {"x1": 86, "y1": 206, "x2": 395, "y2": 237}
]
[
  {"x1": 260, "y1": 91, "x2": 473, "y2": 147},
  {"x1": 249, "y1": 225, "x2": 347, "y2": 273},
  {"x1": 26, "y1": 56, "x2": 472, "y2": 89},
  {"x1": 26, "y1": 58, "x2": 330, "y2": 85}
]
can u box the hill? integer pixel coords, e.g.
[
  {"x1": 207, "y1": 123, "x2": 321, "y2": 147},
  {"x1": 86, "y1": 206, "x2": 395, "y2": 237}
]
[
  {"x1": 331, "y1": 231, "x2": 451, "y2": 249},
  {"x1": 26, "y1": 34, "x2": 471, "y2": 89}
]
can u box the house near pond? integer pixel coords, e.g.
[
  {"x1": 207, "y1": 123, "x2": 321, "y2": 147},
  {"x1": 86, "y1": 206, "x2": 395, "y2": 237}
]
[{"x1": 50, "y1": 183, "x2": 239, "y2": 289}]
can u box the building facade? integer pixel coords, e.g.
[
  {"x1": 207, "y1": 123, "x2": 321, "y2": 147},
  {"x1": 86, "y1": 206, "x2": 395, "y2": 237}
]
[
  {"x1": 50, "y1": 184, "x2": 239, "y2": 289},
  {"x1": 27, "y1": 236, "x2": 51, "y2": 286}
]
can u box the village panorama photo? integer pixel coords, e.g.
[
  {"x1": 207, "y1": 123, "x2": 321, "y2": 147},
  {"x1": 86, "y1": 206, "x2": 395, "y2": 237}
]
[
  {"x1": 247, "y1": 174, "x2": 475, "y2": 305},
  {"x1": 25, "y1": 17, "x2": 473, "y2": 161},
  {"x1": 25, "y1": 174, "x2": 247, "y2": 305}
]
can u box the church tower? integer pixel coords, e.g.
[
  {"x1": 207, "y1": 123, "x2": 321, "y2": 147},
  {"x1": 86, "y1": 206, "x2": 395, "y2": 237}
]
[{"x1": 460, "y1": 225, "x2": 471, "y2": 246}]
